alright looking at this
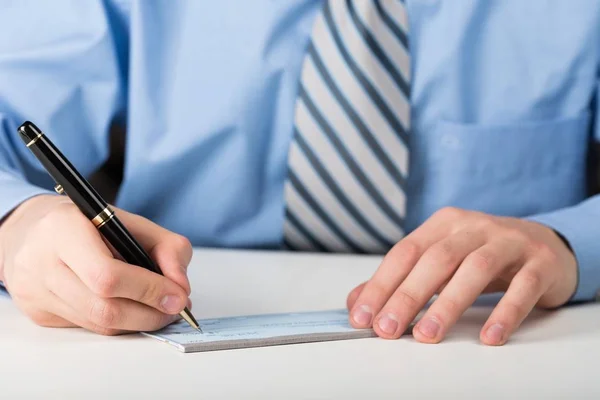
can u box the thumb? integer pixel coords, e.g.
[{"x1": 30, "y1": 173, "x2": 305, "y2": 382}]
[{"x1": 111, "y1": 207, "x2": 193, "y2": 296}]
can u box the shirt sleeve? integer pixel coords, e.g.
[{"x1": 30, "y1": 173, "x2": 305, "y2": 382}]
[
  {"x1": 0, "y1": 0, "x2": 125, "y2": 225},
  {"x1": 526, "y1": 80, "x2": 600, "y2": 303}
]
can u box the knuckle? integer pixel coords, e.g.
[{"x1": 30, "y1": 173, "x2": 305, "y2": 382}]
[
  {"x1": 532, "y1": 242, "x2": 559, "y2": 264},
  {"x1": 502, "y1": 301, "x2": 528, "y2": 321},
  {"x1": 427, "y1": 241, "x2": 455, "y2": 268},
  {"x1": 36, "y1": 211, "x2": 61, "y2": 231},
  {"x1": 502, "y1": 228, "x2": 528, "y2": 243},
  {"x1": 435, "y1": 206, "x2": 464, "y2": 220},
  {"x1": 151, "y1": 314, "x2": 173, "y2": 331},
  {"x1": 89, "y1": 266, "x2": 120, "y2": 297},
  {"x1": 171, "y1": 234, "x2": 192, "y2": 253},
  {"x1": 29, "y1": 310, "x2": 55, "y2": 327},
  {"x1": 8, "y1": 263, "x2": 34, "y2": 301},
  {"x1": 139, "y1": 281, "x2": 164, "y2": 306},
  {"x1": 397, "y1": 240, "x2": 421, "y2": 263},
  {"x1": 44, "y1": 268, "x2": 62, "y2": 293},
  {"x1": 466, "y1": 250, "x2": 496, "y2": 274},
  {"x1": 435, "y1": 296, "x2": 461, "y2": 317},
  {"x1": 363, "y1": 280, "x2": 388, "y2": 300},
  {"x1": 37, "y1": 202, "x2": 75, "y2": 228},
  {"x1": 394, "y1": 289, "x2": 420, "y2": 310},
  {"x1": 11, "y1": 254, "x2": 34, "y2": 289},
  {"x1": 475, "y1": 215, "x2": 498, "y2": 231},
  {"x1": 88, "y1": 299, "x2": 119, "y2": 327},
  {"x1": 519, "y1": 270, "x2": 544, "y2": 293},
  {"x1": 91, "y1": 325, "x2": 121, "y2": 336}
]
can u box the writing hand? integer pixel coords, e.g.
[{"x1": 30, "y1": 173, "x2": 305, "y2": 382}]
[{"x1": 0, "y1": 195, "x2": 193, "y2": 335}]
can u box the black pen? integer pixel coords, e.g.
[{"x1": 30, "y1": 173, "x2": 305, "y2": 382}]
[{"x1": 17, "y1": 121, "x2": 202, "y2": 333}]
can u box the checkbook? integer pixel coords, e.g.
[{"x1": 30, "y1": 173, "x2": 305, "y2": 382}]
[{"x1": 142, "y1": 309, "x2": 378, "y2": 353}]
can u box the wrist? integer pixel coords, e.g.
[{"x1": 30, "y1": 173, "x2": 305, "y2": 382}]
[
  {"x1": 552, "y1": 228, "x2": 573, "y2": 253},
  {"x1": 551, "y1": 228, "x2": 578, "y2": 305},
  {"x1": 548, "y1": 227, "x2": 578, "y2": 307},
  {"x1": 0, "y1": 194, "x2": 58, "y2": 281},
  {"x1": 0, "y1": 194, "x2": 54, "y2": 231}
]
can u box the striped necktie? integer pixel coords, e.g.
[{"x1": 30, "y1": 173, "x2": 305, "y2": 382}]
[{"x1": 283, "y1": 0, "x2": 410, "y2": 254}]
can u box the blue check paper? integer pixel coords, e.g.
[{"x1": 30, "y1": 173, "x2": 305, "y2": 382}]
[{"x1": 142, "y1": 309, "x2": 377, "y2": 353}]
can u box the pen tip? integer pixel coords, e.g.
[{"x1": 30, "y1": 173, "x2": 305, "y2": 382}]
[
  {"x1": 180, "y1": 308, "x2": 203, "y2": 333},
  {"x1": 190, "y1": 320, "x2": 203, "y2": 333}
]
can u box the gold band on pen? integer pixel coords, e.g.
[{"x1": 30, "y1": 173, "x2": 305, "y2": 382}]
[
  {"x1": 25, "y1": 133, "x2": 44, "y2": 147},
  {"x1": 92, "y1": 207, "x2": 115, "y2": 229}
]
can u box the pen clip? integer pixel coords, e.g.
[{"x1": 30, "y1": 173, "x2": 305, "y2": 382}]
[{"x1": 54, "y1": 184, "x2": 65, "y2": 195}]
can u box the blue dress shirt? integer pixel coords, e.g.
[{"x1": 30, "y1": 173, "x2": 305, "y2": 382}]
[{"x1": 1, "y1": 1, "x2": 599, "y2": 302}]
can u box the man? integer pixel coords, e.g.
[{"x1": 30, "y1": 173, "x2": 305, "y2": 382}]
[{"x1": 0, "y1": 0, "x2": 598, "y2": 345}]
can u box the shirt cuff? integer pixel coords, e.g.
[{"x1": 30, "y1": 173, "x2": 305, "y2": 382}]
[
  {"x1": 526, "y1": 196, "x2": 600, "y2": 303},
  {"x1": 0, "y1": 170, "x2": 53, "y2": 225}
]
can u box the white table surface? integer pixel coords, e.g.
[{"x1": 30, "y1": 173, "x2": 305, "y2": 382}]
[{"x1": 1, "y1": 248, "x2": 599, "y2": 399}]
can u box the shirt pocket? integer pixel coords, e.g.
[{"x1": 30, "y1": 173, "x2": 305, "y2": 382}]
[{"x1": 420, "y1": 111, "x2": 592, "y2": 217}]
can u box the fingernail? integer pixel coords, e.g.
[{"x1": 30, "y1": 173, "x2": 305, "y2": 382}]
[
  {"x1": 418, "y1": 317, "x2": 440, "y2": 339},
  {"x1": 485, "y1": 323, "x2": 505, "y2": 344},
  {"x1": 378, "y1": 313, "x2": 399, "y2": 335},
  {"x1": 352, "y1": 305, "x2": 373, "y2": 326},
  {"x1": 160, "y1": 295, "x2": 183, "y2": 313}
]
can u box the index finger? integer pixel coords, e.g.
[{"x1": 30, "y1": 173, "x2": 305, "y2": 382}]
[
  {"x1": 114, "y1": 207, "x2": 193, "y2": 267},
  {"x1": 58, "y1": 217, "x2": 188, "y2": 315},
  {"x1": 114, "y1": 208, "x2": 193, "y2": 294},
  {"x1": 348, "y1": 213, "x2": 452, "y2": 328}
]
